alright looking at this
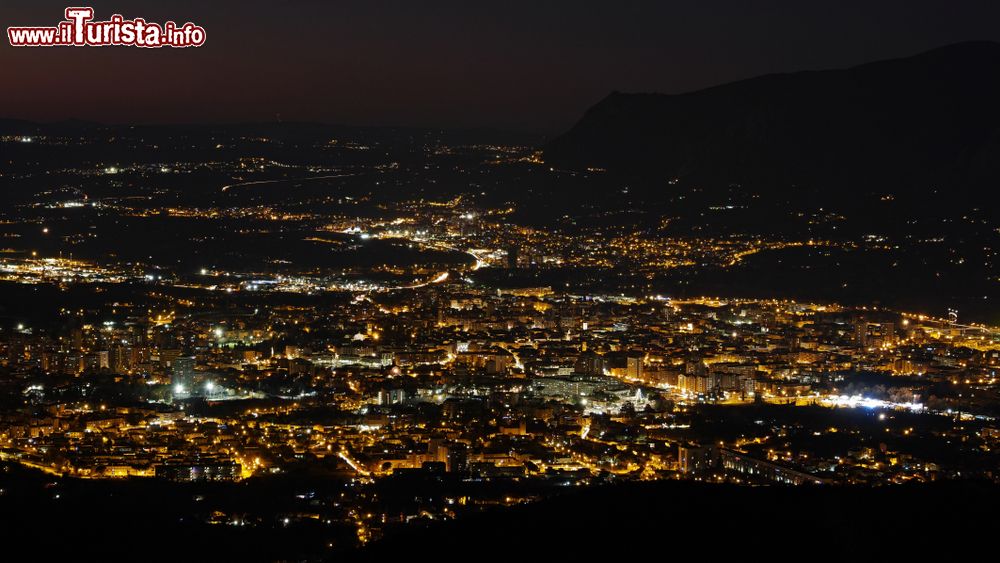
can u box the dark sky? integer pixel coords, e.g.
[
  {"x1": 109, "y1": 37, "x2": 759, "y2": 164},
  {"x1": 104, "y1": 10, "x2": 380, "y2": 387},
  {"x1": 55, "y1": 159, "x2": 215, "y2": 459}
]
[{"x1": 3, "y1": 0, "x2": 1000, "y2": 133}]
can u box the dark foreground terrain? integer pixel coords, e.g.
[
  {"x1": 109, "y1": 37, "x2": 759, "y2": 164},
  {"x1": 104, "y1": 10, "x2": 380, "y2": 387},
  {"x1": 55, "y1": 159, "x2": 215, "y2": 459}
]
[
  {"x1": 361, "y1": 480, "x2": 997, "y2": 560},
  {"x1": 2, "y1": 462, "x2": 994, "y2": 561}
]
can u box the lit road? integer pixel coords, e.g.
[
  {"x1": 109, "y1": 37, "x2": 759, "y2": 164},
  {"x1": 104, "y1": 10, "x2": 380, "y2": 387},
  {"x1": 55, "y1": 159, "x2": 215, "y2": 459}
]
[
  {"x1": 375, "y1": 236, "x2": 486, "y2": 292},
  {"x1": 390, "y1": 271, "x2": 450, "y2": 291},
  {"x1": 221, "y1": 173, "x2": 360, "y2": 192},
  {"x1": 338, "y1": 449, "x2": 370, "y2": 476}
]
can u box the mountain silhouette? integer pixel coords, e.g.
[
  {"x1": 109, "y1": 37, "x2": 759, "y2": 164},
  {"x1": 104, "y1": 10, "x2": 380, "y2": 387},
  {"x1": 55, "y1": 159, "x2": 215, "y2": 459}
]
[{"x1": 545, "y1": 41, "x2": 1000, "y2": 199}]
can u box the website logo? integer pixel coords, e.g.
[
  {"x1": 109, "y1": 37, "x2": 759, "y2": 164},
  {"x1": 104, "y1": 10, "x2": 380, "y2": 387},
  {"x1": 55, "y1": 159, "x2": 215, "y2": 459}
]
[{"x1": 8, "y1": 7, "x2": 206, "y2": 48}]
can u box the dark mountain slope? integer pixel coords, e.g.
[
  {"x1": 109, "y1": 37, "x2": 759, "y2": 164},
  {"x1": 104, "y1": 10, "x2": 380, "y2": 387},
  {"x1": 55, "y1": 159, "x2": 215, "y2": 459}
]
[{"x1": 545, "y1": 42, "x2": 1000, "y2": 197}]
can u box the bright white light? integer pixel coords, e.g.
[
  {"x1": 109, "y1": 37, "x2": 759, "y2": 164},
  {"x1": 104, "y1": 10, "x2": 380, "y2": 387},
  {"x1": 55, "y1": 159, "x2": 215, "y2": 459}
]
[
  {"x1": 213, "y1": 328, "x2": 224, "y2": 338},
  {"x1": 205, "y1": 382, "x2": 215, "y2": 393},
  {"x1": 174, "y1": 384, "x2": 186, "y2": 394},
  {"x1": 822, "y1": 394, "x2": 923, "y2": 412}
]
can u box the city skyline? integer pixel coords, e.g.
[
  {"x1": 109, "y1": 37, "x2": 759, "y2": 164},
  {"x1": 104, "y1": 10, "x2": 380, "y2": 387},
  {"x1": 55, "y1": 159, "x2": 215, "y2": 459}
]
[{"x1": 1, "y1": 3, "x2": 999, "y2": 560}]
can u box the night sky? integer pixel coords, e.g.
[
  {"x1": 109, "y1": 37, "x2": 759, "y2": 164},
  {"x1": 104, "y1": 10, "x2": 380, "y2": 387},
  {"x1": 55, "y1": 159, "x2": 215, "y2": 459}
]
[{"x1": 3, "y1": 0, "x2": 1000, "y2": 132}]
